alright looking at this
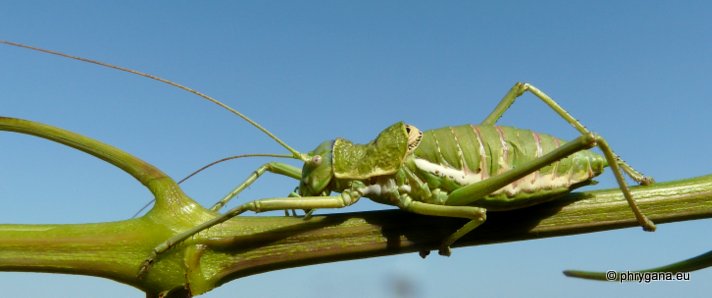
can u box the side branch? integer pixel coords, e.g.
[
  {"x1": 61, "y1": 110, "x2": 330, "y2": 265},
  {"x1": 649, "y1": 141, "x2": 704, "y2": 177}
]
[
  {"x1": 0, "y1": 116, "x2": 167, "y2": 188},
  {"x1": 0, "y1": 116, "x2": 206, "y2": 216}
]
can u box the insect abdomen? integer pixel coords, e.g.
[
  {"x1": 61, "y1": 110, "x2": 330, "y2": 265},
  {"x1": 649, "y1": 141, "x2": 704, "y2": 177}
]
[{"x1": 411, "y1": 125, "x2": 606, "y2": 208}]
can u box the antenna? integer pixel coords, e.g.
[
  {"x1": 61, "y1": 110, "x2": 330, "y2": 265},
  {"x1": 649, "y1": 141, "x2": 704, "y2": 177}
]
[
  {"x1": 0, "y1": 40, "x2": 308, "y2": 161},
  {"x1": 178, "y1": 153, "x2": 295, "y2": 184},
  {"x1": 131, "y1": 153, "x2": 294, "y2": 218}
]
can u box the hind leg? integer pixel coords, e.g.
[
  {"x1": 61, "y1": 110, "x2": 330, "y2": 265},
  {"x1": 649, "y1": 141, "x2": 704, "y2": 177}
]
[{"x1": 482, "y1": 82, "x2": 653, "y2": 185}]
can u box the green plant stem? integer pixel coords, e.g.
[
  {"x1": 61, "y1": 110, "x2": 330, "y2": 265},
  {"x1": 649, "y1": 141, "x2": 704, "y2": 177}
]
[{"x1": 1, "y1": 116, "x2": 711, "y2": 296}]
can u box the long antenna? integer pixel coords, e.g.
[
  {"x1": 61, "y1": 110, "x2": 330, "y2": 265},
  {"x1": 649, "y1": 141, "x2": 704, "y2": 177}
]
[
  {"x1": 131, "y1": 153, "x2": 295, "y2": 218},
  {"x1": 178, "y1": 153, "x2": 294, "y2": 184},
  {"x1": 0, "y1": 40, "x2": 307, "y2": 161}
]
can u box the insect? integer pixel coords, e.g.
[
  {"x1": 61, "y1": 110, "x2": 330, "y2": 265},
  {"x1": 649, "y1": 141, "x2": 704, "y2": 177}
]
[
  {"x1": 130, "y1": 86, "x2": 659, "y2": 275},
  {"x1": 0, "y1": 40, "x2": 657, "y2": 278}
]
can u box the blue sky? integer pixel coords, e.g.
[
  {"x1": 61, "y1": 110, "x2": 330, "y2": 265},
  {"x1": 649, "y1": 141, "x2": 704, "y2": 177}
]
[{"x1": 1, "y1": 1, "x2": 711, "y2": 297}]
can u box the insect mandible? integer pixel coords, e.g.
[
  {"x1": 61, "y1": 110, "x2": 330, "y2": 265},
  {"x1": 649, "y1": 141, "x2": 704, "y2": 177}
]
[{"x1": 0, "y1": 41, "x2": 657, "y2": 279}]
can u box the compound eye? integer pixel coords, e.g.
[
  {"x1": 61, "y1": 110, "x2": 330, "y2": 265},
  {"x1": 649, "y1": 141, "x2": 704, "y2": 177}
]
[
  {"x1": 404, "y1": 124, "x2": 423, "y2": 153},
  {"x1": 310, "y1": 155, "x2": 322, "y2": 166}
]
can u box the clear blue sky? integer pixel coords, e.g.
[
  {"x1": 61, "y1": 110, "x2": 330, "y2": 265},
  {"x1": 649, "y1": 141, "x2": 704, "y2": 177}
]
[{"x1": 2, "y1": 1, "x2": 711, "y2": 297}]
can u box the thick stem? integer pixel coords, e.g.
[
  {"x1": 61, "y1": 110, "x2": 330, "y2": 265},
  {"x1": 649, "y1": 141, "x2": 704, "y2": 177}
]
[
  {"x1": 0, "y1": 174, "x2": 710, "y2": 296},
  {"x1": 195, "y1": 174, "x2": 712, "y2": 290}
]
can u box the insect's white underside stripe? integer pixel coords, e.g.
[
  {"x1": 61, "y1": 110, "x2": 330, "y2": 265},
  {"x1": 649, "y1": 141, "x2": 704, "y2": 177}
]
[{"x1": 413, "y1": 158, "x2": 584, "y2": 196}]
